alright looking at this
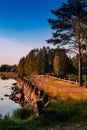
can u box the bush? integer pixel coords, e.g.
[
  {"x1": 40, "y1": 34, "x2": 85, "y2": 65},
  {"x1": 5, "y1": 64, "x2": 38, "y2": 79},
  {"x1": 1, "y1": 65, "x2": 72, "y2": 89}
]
[
  {"x1": 12, "y1": 108, "x2": 33, "y2": 120},
  {"x1": 0, "y1": 114, "x2": 2, "y2": 119},
  {"x1": 44, "y1": 102, "x2": 87, "y2": 123}
]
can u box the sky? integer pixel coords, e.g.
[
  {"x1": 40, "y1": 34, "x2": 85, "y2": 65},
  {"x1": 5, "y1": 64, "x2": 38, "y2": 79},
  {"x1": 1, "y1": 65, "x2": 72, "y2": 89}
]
[{"x1": 0, "y1": 0, "x2": 67, "y2": 66}]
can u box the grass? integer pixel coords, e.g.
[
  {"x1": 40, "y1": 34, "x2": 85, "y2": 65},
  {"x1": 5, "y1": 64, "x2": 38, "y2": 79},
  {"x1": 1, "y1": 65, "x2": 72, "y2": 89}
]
[
  {"x1": 0, "y1": 101, "x2": 87, "y2": 130},
  {"x1": 0, "y1": 74, "x2": 87, "y2": 129},
  {"x1": 0, "y1": 72, "x2": 18, "y2": 79},
  {"x1": 31, "y1": 74, "x2": 87, "y2": 102},
  {"x1": 12, "y1": 107, "x2": 34, "y2": 120}
]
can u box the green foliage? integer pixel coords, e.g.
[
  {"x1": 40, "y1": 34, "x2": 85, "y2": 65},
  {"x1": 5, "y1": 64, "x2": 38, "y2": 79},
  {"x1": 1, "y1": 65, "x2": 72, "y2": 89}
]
[
  {"x1": 17, "y1": 47, "x2": 55, "y2": 76},
  {"x1": 17, "y1": 47, "x2": 75, "y2": 76},
  {"x1": 1, "y1": 102, "x2": 87, "y2": 129},
  {"x1": 18, "y1": 57, "x2": 26, "y2": 76},
  {"x1": 47, "y1": 0, "x2": 87, "y2": 47},
  {"x1": 12, "y1": 108, "x2": 33, "y2": 120},
  {"x1": 45, "y1": 101, "x2": 87, "y2": 123},
  {"x1": 0, "y1": 64, "x2": 17, "y2": 72},
  {"x1": 72, "y1": 52, "x2": 87, "y2": 71},
  {"x1": 27, "y1": 50, "x2": 37, "y2": 74},
  {"x1": 82, "y1": 52, "x2": 87, "y2": 68},
  {"x1": 47, "y1": 0, "x2": 87, "y2": 86},
  {"x1": 0, "y1": 114, "x2": 2, "y2": 119},
  {"x1": 0, "y1": 100, "x2": 87, "y2": 130},
  {"x1": 53, "y1": 49, "x2": 75, "y2": 76},
  {"x1": 10, "y1": 65, "x2": 17, "y2": 72}
]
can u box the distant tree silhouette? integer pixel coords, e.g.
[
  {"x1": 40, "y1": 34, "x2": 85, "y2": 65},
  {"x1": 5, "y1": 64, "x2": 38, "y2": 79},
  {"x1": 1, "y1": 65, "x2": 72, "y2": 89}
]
[{"x1": 0, "y1": 64, "x2": 17, "y2": 72}]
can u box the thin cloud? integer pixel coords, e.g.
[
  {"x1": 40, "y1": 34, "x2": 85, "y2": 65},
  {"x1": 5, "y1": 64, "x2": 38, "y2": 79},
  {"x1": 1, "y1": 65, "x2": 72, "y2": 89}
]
[{"x1": 0, "y1": 36, "x2": 30, "y2": 65}]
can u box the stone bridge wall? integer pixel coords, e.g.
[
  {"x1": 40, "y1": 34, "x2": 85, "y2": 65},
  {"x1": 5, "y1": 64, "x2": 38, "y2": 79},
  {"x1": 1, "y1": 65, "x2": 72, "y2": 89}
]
[{"x1": 16, "y1": 77, "x2": 49, "y2": 116}]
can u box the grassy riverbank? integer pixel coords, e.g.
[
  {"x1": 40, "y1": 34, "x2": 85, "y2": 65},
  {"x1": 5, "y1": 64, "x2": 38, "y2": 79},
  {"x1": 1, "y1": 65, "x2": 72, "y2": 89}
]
[
  {"x1": 1, "y1": 101, "x2": 87, "y2": 130},
  {"x1": 0, "y1": 72, "x2": 18, "y2": 79},
  {"x1": 1, "y1": 74, "x2": 87, "y2": 129}
]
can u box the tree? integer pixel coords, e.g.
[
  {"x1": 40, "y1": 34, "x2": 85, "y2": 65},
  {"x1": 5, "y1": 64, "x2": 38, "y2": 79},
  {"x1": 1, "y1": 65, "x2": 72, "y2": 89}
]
[
  {"x1": 17, "y1": 47, "x2": 55, "y2": 75},
  {"x1": 82, "y1": 52, "x2": 87, "y2": 67},
  {"x1": 53, "y1": 54, "x2": 60, "y2": 76},
  {"x1": 0, "y1": 64, "x2": 17, "y2": 72},
  {"x1": 36, "y1": 47, "x2": 48, "y2": 74},
  {"x1": 36, "y1": 48, "x2": 45, "y2": 74},
  {"x1": 53, "y1": 49, "x2": 74, "y2": 76},
  {"x1": 27, "y1": 49, "x2": 36, "y2": 74},
  {"x1": 10, "y1": 65, "x2": 17, "y2": 72},
  {"x1": 18, "y1": 57, "x2": 25, "y2": 76},
  {"x1": 47, "y1": 47, "x2": 55, "y2": 73},
  {"x1": 47, "y1": 0, "x2": 87, "y2": 86}
]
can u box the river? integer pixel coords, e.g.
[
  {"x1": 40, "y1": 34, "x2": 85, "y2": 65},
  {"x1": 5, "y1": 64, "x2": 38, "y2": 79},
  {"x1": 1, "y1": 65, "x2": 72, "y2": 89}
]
[{"x1": 0, "y1": 77, "x2": 21, "y2": 117}]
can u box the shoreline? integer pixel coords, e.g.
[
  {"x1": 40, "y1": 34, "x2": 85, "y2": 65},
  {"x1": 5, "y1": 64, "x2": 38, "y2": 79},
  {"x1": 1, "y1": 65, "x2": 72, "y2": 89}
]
[{"x1": 0, "y1": 72, "x2": 18, "y2": 79}]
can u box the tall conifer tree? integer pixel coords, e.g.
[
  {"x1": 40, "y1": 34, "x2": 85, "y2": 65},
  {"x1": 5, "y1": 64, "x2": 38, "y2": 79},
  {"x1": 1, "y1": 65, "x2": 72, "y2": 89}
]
[{"x1": 47, "y1": 0, "x2": 87, "y2": 86}]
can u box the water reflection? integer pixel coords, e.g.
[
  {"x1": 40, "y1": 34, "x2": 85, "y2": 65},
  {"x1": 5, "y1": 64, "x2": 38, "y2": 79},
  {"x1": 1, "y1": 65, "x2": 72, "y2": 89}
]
[{"x1": 0, "y1": 77, "x2": 21, "y2": 117}]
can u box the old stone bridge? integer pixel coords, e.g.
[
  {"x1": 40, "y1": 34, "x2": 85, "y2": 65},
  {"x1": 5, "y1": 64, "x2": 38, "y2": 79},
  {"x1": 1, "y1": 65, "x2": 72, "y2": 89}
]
[
  {"x1": 10, "y1": 76, "x2": 50, "y2": 117},
  {"x1": 10, "y1": 74, "x2": 87, "y2": 116}
]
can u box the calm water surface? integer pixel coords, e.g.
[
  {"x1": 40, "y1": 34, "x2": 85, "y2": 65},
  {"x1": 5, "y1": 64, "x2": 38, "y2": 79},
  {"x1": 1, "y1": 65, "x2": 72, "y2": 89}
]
[{"x1": 0, "y1": 77, "x2": 21, "y2": 117}]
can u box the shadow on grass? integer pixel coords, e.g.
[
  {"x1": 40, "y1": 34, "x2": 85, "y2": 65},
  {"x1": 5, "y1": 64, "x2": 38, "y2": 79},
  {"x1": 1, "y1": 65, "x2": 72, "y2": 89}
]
[{"x1": 1, "y1": 101, "x2": 87, "y2": 130}]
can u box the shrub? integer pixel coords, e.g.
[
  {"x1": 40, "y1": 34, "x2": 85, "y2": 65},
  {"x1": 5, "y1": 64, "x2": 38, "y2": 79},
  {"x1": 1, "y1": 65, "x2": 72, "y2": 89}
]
[
  {"x1": 12, "y1": 108, "x2": 33, "y2": 120},
  {"x1": 0, "y1": 114, "x2": 2, "y2": 119}
]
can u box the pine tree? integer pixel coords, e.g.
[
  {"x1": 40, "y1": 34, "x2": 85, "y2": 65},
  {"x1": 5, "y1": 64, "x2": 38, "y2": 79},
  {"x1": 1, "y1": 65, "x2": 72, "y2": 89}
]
[{"x1": 47, "y1": 0, "x2": 87, "y2": 86}]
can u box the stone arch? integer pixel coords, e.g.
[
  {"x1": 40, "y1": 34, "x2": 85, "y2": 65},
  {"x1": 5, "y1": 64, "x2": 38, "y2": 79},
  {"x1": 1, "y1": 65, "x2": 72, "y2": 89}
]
[
  {"x1": 43, "y1": 94, "x2": 49, "y2": 104},
  {"x1": 39, "y1": 90, "x2": 44, "y2": 99},
  {"x1": 34, "y1": 87, "x2": 38, "y2": 95}
]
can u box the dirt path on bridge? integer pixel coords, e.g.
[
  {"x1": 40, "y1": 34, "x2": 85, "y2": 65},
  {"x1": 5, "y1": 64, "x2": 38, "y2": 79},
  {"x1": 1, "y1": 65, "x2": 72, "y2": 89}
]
[{"x1": 31, "y1": 75, "x2": 87, "y2": 101}]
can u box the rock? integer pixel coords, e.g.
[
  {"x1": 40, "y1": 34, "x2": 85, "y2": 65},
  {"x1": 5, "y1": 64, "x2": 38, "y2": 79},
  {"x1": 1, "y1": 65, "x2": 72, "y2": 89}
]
[
  {"x1": 15, "y1": 93, "x2": 22, "y2": 99},
  {"x1": 4, "y1": 94, "x2": 9, "y2": 97},
  {"x1": 1, "y1": 98, "x2": 4, "y2": 100},
  {"x1": 9, "y1": 94, "x2": 14, "y2": 99},
  {"x1": 12, "y1": 83, "x2": 17, "y2": 86}
]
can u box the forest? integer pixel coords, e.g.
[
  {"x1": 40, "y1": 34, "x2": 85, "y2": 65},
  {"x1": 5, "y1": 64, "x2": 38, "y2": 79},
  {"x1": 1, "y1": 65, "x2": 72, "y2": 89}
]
[
  {"x1": 0, "y1": 46, "x2": 87, "y2": 84},
  {"x1": 0, "y1": 47, "x2": 74, "y2": 76},
  {"x1": 1, "y1": 0, "x2": 87, "y2": 87}
]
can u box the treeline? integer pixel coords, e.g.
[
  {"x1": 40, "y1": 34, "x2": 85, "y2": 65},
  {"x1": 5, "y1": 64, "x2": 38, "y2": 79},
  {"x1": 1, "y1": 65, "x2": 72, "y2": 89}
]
[
  {"x1": 0, "y1": 47, "x2": 87, "y2": 79},
  {"x1": 72, "y1": 52, "x2": 87, "y2": 75},
  {"x1": 0, "y1": 64, "x2": 17, "y2": 72},
  {"x1": 17, "y1": 47, "x2": 75, "y2": 77}
]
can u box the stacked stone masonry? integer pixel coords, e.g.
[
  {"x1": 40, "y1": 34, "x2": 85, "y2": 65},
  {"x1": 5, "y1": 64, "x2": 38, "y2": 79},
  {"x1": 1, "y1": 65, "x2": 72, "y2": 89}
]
[{"x1": 15, "y1": 77, "x2": 49, "y2": 116}]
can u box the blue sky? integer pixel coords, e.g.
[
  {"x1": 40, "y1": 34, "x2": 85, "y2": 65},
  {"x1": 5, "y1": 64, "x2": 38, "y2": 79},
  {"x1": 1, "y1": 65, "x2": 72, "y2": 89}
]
[{"x1": 0, "y1": 0, "x2": 67, "y2": 65}]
